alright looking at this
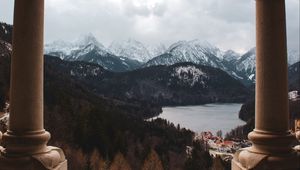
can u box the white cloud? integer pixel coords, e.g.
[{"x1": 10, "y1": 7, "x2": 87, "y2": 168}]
[
  {"x1": 0, "y1": 0, "x2": 298, "y2": 53},
  {"x1": 0, "y1": 0, "x2": 14, "y2": 23}
]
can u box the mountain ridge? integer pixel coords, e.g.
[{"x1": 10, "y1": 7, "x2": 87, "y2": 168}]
[
  {"x1": 45, "y1": 34, "x2": 142, "y2": 72},
  {"x1": 45, "y1": 32, "x2": 299, "y2": 85}
]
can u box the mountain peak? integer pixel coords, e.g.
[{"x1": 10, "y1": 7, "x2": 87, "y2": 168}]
[
  {"x1": 248, "y1": 47, "x2": 256, "y2": 54},
  {"x1": 288, "y1": 49, "x2": 300, "y2": 65},
  {"x1": 75, "y1": 33, "x2": 104, "y2": 49},
  {"x1": 109, "y1": 39, "x2": 150, "y2": 62},
  {"x1": 167, "y1": 40, "x2": 188, "y2": 52},
  {"x1": 109, "y1": 39, "x2": 166, "y2": 62},
  {"x1": 45, "y1": 33, "x2": 110, "y2": 60},
  {"x1": 189, "y1": 39, "x2": 213, "y2": 48},
  {"x1": 223, "y1": 50, "x2": 240, "y2": 61}
]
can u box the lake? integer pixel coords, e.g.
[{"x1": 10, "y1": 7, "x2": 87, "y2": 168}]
[{"x1": 155, "y1": 103, "x2": 245, "y2": 136}]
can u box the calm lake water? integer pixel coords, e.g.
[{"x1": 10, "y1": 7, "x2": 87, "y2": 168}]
[{"x1": 156, "y1": 103, "x2": 245, "y2": 135}]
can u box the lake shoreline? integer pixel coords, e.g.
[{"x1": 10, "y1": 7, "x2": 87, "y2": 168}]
[{"x1": 150, "y1": 103, "x2": 246, "y2": 135}]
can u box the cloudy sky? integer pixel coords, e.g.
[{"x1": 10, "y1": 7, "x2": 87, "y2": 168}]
[{"x1": 0, "y1": 0, "x2": 299, "y2": 53}]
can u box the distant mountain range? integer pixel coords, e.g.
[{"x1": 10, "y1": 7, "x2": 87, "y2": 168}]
[
  {"x1": 44, "y1": 34, "x2": 141, "y2": 72},
  {"x1": 145, "y1": 43, "x2": 298, "y2": 86},
  {"x1": 45, "y1": 34, "x2": 299, "y2": 86},
  {"x1": 45, "y1": 57, "x2": 249, "y2": 105},
  {"x1": 0, "y1": 21, "x2": 250, "y2": 107}
]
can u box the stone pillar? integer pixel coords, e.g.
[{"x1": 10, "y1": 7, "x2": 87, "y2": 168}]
[
  {"x1": 232, "y1": 0, "x2": 300, "y2": 169},
  {"x1": 0, "y1": 0, "x2": 67, "y2": 169}
]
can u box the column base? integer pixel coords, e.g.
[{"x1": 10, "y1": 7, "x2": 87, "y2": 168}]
[
  {"x1": 232, "y1": 130, "x2": 300, "y2": 169},
  {"x1": 0, "y1": 146, "x2": 67, "y2": 170},
  {"x1": 248, "y1": 130, "x2": 296, "y2": 154},
  {"x1": 232, "y1": 147, "x2": 300, "y2": 170},
  {"x1": 1, "y1": 130, "x2": 51, "y2": 155}
]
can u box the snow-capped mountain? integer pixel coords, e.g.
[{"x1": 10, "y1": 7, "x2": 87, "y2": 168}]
[
  {"x1": 45, "y1": 33, "x2": 110, "y2": 60},
  {"x1": 235, "y1": 48, "x2": 300, "y2": 75},
  {"x1": 74, "y1": 33, "x2": 104, "y2": 48},
  {"x1": 108, "y1": 39, "x2": 166, "y2": 62},
  {"x1": 143, "y1": 40, "x2": 254, "y2": 84},
  {"x1": 232, "y1": 48, "x2": 300, "y2": 84},
  {"x1": 288, "y1": 50, "x2": 300, "y2": 66},
  {"x1": 146, "y1": 43, "x2": 167, "y2": 60},
  {"x1": 45, "y1": 34, "x2": 142, "y2": 72},
  {"x1": 44, "y1": 40, "x2": 74, "y2": 59},
  {"x1": 223, "y1": 50, "x2": 240, "y2": 62},
  {"x1": 235, "y1": 48, "x2": 256, "y2": 82},
  {"x1": 64, "y1": 34, "x2": 110, "y2": 61},
  {"x1": 145, "y1": 39, "x2": 225, "y2": 69},
  {"x1": 45, "y1": 33, "x2": 299, "y2": 86},
  {"x1": 109, "y1": 39, "x2": 150, "y2": 62}
]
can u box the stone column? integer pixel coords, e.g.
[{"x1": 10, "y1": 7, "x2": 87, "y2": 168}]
[
  {"x1": 0, "y1": 0, "x2": 67, "y2": 169},
  {"x1": 232, "y1": 0, "x2": 299, "y2": 169}
]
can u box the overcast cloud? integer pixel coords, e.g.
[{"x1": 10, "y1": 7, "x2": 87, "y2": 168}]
[{"x1": 0, "y1": 0, "x2": 299, "y2": 53}]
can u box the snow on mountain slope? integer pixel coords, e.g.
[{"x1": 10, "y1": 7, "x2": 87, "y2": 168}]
[
  {"x1": 236, "y1": 48, "x2": 300, "y2": 74},
  {"x1": 45, "y1": 34, "x2": 299, "y2": 85},
  {"x1": 66, "y1": 35, "x2": 110, "y2": 61},
  {"x1": 288, "y1": 50, "x2": 300, "y2": 65},
  {"x1": 44, "y1": 40, "x2": 75, "y2": 59},
  {"x1": 235, "y1": 48, "x2": 256, "y2": 74},
  {"x1": 172, "y1": 65, "x2": 208, "y2": 87},
  {"x1": 146, "y1": 43, "x2": 167, "y2": 60},
  {"x1": 145, "y1": 39, "x2": 225, "y2": 69},
  {"x1": 44, "y1": 34, "x2": 142, "y2": 72},
  {"x1": 223, "y1": 50, "x2": 240, "y2": 62},
  {"x1": 45, "y1": 33, "x2": 111, "y2": 60},
  {"x1": 109, "y1": 39, "x2": 166, "y2": 62},
  {"x1": 74, "y1": 33, "x2": 104, "y2": 49},
  {"x1": 189, "y1": 39, "x2": 224, "y2": 59},
  {"x1": 109, "y1": 39, "x2": 150, "y2": 62},
  {"x1": 234, "y1": 48, "x2": 256, "y2": 83},
  {"x1": 234, "y1": 48, "x2": 299, "y2": 84}
]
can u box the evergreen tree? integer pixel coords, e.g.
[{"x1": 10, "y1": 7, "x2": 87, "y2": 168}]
[
  {"x1": 109, "y1": 152, "x2": 131, "y2": 170},
  {"x1": 142, "y1": 149, "x2": 164, "y2": 170}
]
